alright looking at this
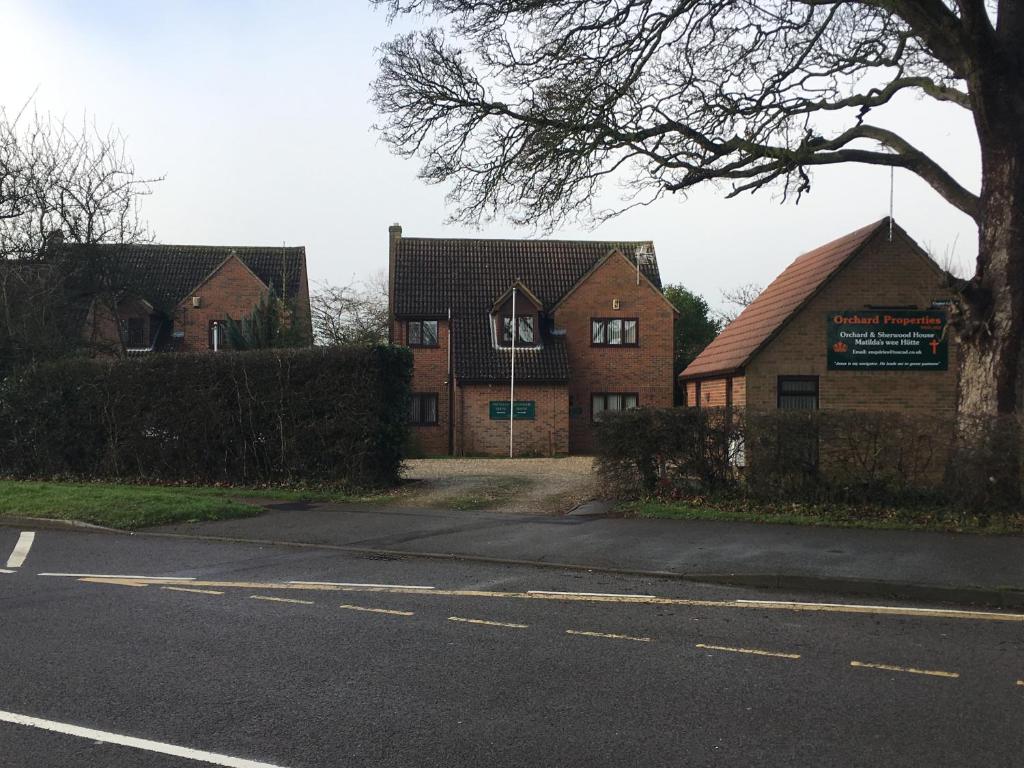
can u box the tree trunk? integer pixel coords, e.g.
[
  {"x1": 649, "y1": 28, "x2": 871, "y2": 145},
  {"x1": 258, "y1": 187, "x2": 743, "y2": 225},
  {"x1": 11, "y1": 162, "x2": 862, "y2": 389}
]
[{"x1": 954, "y1": 67, "x2": 1024, "y2": 508}]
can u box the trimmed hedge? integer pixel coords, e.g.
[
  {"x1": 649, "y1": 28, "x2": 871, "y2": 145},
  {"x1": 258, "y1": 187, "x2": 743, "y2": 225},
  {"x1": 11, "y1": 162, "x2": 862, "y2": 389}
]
[
  {"x1": 595, "y1": 407, "x2": 1021, "y2": 518},
  {"x1": 0, "y1": 346, "x2": 412, "y2": 487}
]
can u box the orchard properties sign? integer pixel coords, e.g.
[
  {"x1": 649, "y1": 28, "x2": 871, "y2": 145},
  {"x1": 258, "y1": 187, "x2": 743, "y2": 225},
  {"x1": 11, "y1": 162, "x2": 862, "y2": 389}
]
[{"x1": 827, "y1": 310, "x2": 948, "y2": 371}]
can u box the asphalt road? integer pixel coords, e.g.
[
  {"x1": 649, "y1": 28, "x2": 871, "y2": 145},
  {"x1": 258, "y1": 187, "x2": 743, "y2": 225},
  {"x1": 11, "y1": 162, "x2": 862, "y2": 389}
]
[{"x1": 0, "y1": 526, "x2": 1021, "y2": 768}]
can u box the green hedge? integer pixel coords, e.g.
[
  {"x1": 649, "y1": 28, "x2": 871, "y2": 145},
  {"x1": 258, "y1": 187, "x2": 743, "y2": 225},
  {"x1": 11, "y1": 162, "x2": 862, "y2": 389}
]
[
  {"x1": 0, "y1": 346, "x2": 412, "y2": 487},
  {"x1": 594, "y1": 406, "x2": 988, "y2": 508}
]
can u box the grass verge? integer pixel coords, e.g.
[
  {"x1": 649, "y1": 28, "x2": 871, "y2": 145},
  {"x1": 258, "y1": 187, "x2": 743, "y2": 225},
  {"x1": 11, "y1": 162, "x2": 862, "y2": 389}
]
[
  {"x1": 0, "y1": 480, "x2": 391, "y2": 530},
  {"x1": 622, "y1": 498, "x2": 1024, "y2": 534}
]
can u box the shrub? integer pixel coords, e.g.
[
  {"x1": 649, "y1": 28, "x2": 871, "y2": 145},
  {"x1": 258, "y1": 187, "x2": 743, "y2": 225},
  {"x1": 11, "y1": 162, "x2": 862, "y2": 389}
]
[
  {"x1": 594, "y1": 406, "x2": 1020, "y2": 516},
  {"x1": 594, "y1": 407, "x2": 740, "y2": 497},
  {"x1": 0, "y1": 346, "x2": 412, "y2": 488},
  {"x1": 743, "y1": 409, "x2": 951, "y2": 503},
  {"x1": 944, "y1": 412, "x2": 1024, "y2": 522}
]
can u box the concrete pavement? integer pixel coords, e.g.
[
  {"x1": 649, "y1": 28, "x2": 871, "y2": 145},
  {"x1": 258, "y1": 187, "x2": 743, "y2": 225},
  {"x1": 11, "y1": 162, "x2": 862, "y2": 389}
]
[{"x1": 148, "y1": 501, "x2": 1024, "y2": 607}]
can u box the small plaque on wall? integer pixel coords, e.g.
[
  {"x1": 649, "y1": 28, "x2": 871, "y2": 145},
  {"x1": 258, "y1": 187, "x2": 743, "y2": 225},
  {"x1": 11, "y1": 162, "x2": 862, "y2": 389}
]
[{"x1": 489, "y1": 401, "x2": 536, "y2": 420}]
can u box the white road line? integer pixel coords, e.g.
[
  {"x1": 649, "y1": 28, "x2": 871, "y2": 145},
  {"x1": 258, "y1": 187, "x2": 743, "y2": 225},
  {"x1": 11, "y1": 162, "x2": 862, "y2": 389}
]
[
  {"x1": 288, "y1": 580, "x2": 435, "y2": 590},
  {"x1": 696, "y1": 643, "x2": 801, "y2": 660},
  {"x1": 162, "y1": 586, "x2": 224, "y2": 596},
  {"x1": 448, "y1": 616, "x2": 528, "y2": 629},
  {"x1": 849, "y1": 660, "x2": 959, "y2": 679},
  {"x1": 528, "y1": 590, "x2": 657, "y2": 599},
  {"x1": 0, "y1": 709, "x2": 288, "y2": 768},
  {"x1": 0, "y1": 568, "x2": 15, "y2": 574},
  {"x1": 566, "y1": 629, "x2": 652, "y2": 642},
  {"x1": 250, "y1": 595, "x2": 315, "y2": 605},
  {"x1": 39, "y1": 573, "x2": 195, "y2": 580},
  {"x1": 6, "y1": 532, "x2": 35, "y2": 569},
  {"x1": 339, "y1": 604, "x2": 414, "y2": 616}
]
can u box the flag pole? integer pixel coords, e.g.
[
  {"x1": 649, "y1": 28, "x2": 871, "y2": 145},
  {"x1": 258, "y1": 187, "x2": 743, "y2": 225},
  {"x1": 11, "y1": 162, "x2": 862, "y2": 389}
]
[{"x1": 509, "y1": 286, "x2": 516, "y2": 458}]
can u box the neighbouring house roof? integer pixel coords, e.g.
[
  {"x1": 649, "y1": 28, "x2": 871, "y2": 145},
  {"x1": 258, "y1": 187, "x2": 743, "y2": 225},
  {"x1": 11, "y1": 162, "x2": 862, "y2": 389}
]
[
  {"x1": 60, "y1": 243, "x2": 307, "y2": 313},
  {"x1": 393, "y1": 235, "x2": 661, "y2": 383},
  {"x1": 681, "y1": 218, "x2": 902, "y2": 381},
  {"x1": 393, "y1": 237, "x2": 661, "y2": 317}
]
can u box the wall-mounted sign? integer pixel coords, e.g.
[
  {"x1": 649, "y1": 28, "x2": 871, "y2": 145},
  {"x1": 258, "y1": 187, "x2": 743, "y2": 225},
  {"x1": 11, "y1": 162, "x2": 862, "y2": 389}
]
[
  {"x1": 827, "y1": 310, "x2": 948, "y2": 371},
  {"x1": 489, "y1": 401, "x2": 536, "y2": 420}
]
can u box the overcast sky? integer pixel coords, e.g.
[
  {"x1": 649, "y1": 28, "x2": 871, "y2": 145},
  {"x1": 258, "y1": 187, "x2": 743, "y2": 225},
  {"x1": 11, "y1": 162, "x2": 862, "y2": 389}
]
[{"x1": 0, "y1": 1, "x2": 982, "y2": 311}]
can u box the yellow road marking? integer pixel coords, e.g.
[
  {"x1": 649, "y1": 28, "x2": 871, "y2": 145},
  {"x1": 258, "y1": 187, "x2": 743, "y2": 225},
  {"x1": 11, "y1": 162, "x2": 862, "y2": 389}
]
[
  {"x1": 566, "y1": 630, "x2": 651, "y2": 642},
  {"x1": 339, "y1": 604, "x2": 414, "y2": 617},
  {"x1": 161, "y1": 586, "x2": 224, "y2": 596},
  {"x1": 249, "y1": 595, "x2": 315, "y2": 606},
  {"x1": 850, "y1": 661, "x2": 959, "y2": 679},
  {"x1": 69, "y1": 577, "x2": 1024, "y2": 624},
  {"x1": 448, "y1": 616, "x2": 528, "y2": 629},
  {"x1": 696, "y1": 643, "x2": 800, "y2": 659}
]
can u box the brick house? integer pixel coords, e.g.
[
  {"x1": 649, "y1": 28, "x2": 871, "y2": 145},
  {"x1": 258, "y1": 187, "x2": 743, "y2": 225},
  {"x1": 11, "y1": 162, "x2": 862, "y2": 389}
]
[
  {"x1": 69, "y1": 243, "x2": 311, "y2": 354},
  {"x1": 680, "y1": 218, "x2": 957, "y2": 419},
  {"x1": 388, "y1": 225, "x2": 677, "y2": 455}
]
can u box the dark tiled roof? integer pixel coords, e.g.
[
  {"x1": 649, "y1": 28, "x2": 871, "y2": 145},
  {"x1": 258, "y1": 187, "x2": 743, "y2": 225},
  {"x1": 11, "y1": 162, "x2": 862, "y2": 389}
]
[
  {"x1": 394, "y1": 235, "x2": 661, "y2": 383},
  {"x1": 453, "y1": 314, "x2": 569, "y2": 382},
  {"x1": 681, "y1": 219, "x2": 890, "y2": 379},
  {"x1": 394, "y1": 237, "x2": 660, "y2": 317},
  {"x1": 62, "y1": 243, "x2": 307, "y2": 312}
]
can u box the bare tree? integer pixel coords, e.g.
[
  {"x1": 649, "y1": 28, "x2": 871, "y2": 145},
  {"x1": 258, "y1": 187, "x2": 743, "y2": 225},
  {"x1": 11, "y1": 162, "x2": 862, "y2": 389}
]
[
  {"x1": 311, "y1": 271, "x2": 389, "y2": 347},
  {"x1": 718, "y1": 282, "x2": 764, "y2": 324},
  {"x1": 370, "y1": 2, "x2": 1024, "y2": 461},
  {"x1": 0, "y1": 107, "x2": 158, "y2": 375}
]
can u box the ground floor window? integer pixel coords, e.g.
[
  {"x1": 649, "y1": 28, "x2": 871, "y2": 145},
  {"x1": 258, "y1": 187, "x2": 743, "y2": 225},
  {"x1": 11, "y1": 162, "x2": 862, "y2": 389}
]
[
  {"x1": 591, "y1": 392, "x2": 638, "y2": 421},
  {"x1": 410, "y1": 393, "x2": 439, "y2": 425},
  {"x1": 777, "y1": 376, "x2": 819, "y2": 410}
]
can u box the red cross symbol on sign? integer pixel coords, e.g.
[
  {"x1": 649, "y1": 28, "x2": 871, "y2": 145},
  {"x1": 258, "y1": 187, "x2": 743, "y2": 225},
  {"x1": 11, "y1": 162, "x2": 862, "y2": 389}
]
[{"x1": 929, "y1": 339, "x2": 940, "y2": 354}]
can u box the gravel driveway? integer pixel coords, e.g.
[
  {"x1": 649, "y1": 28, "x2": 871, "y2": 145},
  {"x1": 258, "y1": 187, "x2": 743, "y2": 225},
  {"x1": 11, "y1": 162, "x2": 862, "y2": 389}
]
[{"x1": 399, "y1": 457, "x2": 597, "y2": 515}]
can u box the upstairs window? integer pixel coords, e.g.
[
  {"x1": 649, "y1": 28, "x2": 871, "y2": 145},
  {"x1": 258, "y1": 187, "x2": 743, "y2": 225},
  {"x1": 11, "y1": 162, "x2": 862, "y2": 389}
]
[
  {"x1": 592, "y1": 392, "x2": 639, "y2": 422},
  {"x1": 502, "y1": 315, "x2": 536, "y2": 345},
  {"x1": 122, "y1": 317, "x2": 146, "y2": 349},
  {"x1": 591, "y1": 318, "x2": 638, "y2": 346},
  {"x1": 409, "y1": 393, "x2": 439, "y2": 425},
  {"x1": 778, "y1": 376, "x2": 819, "y2": 410},
  {"x1": 407, "y1": 320, "x2": 439, "y2": 347}
]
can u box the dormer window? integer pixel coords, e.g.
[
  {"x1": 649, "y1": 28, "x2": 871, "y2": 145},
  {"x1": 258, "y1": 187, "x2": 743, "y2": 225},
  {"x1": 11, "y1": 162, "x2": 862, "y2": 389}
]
[{"x1": 502, "y1": 315, "x2": 536, "y2": 345}]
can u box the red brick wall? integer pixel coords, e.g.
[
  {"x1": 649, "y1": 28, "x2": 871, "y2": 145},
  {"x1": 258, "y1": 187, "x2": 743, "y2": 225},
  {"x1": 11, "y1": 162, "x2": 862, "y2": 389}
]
[
  {"x1": 293, "y1": 258, "x2": 313, "y2": 345},
  {"x1": 745, "y1": 235, "x2": 958, "y2": 416},
  {"x1": 553, "y1": 252, "x2": 675, "y2": 452},
  {"x1": 394, "y1": 318, "x2": 451, "y2": 456},
  {"x1": 732, "y1": 375, "x2": 747, "y2": 407},
  {"x1": 455, "y1": 382, "x2": 569, "y2": 456},
  {"x1": 173, "y1": 256, "x2": 270, "y2": 353},
  {"x1": 685, "y1": 375, "x2": 747, "y2": 408}
]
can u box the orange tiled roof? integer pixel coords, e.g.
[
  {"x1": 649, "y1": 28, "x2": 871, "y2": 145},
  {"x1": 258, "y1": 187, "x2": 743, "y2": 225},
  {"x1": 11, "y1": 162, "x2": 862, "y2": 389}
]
[{"x1": 681, "y1": 219, "x2": 890, "y2": 379}]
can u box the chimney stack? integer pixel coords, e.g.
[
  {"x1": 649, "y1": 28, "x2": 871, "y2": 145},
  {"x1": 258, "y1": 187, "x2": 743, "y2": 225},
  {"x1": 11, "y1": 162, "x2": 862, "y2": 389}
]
[{"x1": 388, "y1": 223, "x2": 402, "y2": 343}]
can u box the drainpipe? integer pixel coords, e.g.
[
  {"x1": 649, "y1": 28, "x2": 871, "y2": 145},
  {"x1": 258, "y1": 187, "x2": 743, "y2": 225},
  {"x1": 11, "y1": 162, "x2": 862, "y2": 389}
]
[
  {"x1": 509, "y1": 286, "x2": 517, "y2": 458},
  {"x1": 447, "y1": 307, "x2": 454, "y2": 456}
]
